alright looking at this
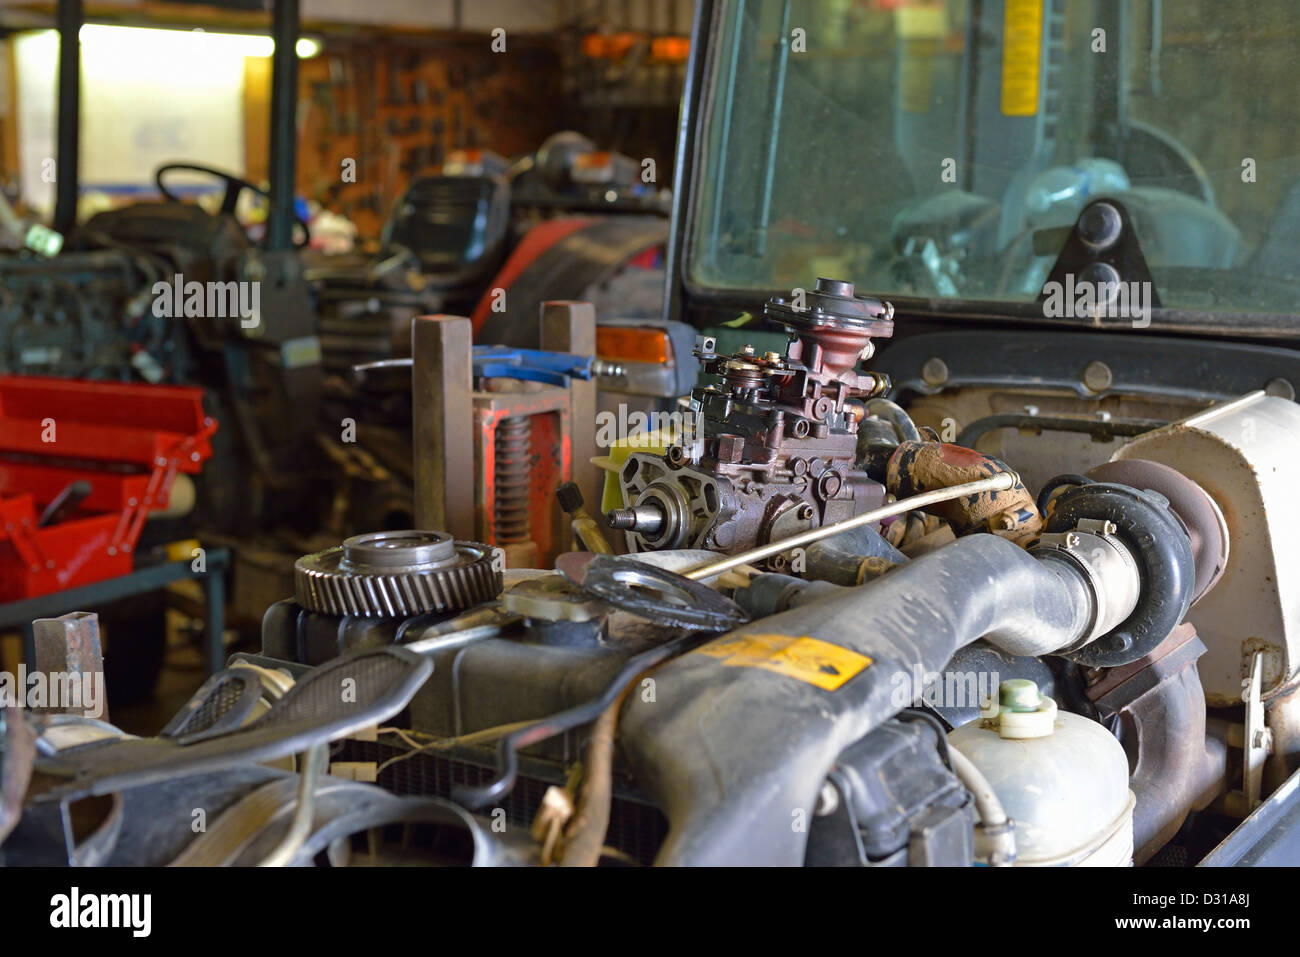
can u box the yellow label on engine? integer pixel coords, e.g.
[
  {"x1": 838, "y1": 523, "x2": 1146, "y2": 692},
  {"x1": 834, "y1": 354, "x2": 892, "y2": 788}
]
[
  {"x1": 696, "y1": 633, "x2": 871, "y2": 691},
  {"x1": 1000, "y1": 0, "x2": 1043, "y2": 116}
]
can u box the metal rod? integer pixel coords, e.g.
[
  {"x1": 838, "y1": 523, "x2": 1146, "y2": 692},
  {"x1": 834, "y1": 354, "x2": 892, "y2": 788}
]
[
  {"x1": 267, "y1": 0, "x2": 300, "y2": 250},
  {"x1": 1180, "y1": 390, "x2": 1265, "y2": 429},
  {"x1": 53, "y1": 0, "x2": 83, "y2": 234},
  {"x1": 682, "y1": 473, "x2": 1018, "y2": 581}
]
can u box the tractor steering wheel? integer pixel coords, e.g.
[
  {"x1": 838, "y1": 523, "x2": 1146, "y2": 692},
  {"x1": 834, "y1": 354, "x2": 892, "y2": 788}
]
[{"x1": 155, "y1": 162, "x2": 310, "y2": 248}]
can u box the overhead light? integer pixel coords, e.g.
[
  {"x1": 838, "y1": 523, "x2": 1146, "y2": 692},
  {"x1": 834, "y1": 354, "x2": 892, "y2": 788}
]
[{"x1": 72, "y1": 24, "x2": 321, "y2": 58}]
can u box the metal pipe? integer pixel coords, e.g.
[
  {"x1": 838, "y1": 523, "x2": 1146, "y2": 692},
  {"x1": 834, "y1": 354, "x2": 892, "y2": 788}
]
[
  {"x1": 267, "y1": 0, "x2": 300, "y2": 250},
  {"x1": 683, "y1": 473, "x2": 1016, "y2": 581},
  {"x1": 53, "y1": 0, "x2": 83, "y2": 234},
  {"x1": 1180, "y1": 390, "x2": 1266, "y2": 429},
  {"x1": 948, "y1": 744, "x2": 1015, "y2": 867}
]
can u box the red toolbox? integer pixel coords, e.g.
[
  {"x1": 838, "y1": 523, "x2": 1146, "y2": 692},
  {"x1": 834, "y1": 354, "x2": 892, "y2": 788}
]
[{"x1": 0, "y1": 376, "x2": 216, "y2": 601}]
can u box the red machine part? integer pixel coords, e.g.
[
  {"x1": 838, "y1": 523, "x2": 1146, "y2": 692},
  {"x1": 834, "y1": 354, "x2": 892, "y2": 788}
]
[
  {"x1": 474, "y1": 386, "x2": 572, "y2": 569},
  {"x1": 0, "y1": 376, "x2": 216, "y2": 601},
  {"x1": 470, "y1": 217, "x2": 597, "y2": 339}
]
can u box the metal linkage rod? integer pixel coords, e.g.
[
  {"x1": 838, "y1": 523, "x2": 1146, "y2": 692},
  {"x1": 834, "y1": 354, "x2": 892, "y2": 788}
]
[{"x1": 683, "y1": 473, "x2": 1018, "y2": 581}]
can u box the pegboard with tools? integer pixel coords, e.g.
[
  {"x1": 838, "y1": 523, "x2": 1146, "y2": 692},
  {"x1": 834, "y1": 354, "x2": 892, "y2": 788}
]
[{"x1": 253, "y1": 40, "x2": 563, "y2": 242}]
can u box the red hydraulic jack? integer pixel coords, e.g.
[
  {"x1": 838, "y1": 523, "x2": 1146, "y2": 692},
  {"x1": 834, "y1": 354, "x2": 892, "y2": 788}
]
[{"x1": 0, "y1": 376, "x2": 216, "y2": 601}]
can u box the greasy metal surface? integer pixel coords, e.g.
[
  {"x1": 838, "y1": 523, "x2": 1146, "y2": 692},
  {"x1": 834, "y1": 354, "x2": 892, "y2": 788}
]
[
  {"x1": 616, "y1": 280, "x2": 893, "y2": 560},
  {"x1": 580, "y1": 555, "x2": 748, "y2": 631},
  {"x1": 681, "y1": 473, "x2": 1017, "y2": 581}
]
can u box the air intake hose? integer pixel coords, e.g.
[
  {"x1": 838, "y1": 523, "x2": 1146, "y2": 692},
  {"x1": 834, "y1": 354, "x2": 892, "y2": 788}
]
[{"x1": 619, "y1": 532, "x2": 1128, "y2": 866}]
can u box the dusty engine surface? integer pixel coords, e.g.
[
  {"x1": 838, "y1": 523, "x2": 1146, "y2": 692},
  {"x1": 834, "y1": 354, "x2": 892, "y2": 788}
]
[{"x1": 609, "y1": 278, "x2": 894, "y2": 562}]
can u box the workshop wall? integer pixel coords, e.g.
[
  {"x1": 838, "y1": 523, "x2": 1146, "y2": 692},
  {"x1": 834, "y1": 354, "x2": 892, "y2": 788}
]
[{"x1": 244, "y1": 38, "x2": 563, "y2": 241}]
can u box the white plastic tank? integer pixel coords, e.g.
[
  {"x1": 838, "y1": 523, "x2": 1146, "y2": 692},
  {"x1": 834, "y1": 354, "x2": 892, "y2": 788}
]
[{"x1": 948, "y1": 679, "x2": 1135, "y2": 866}]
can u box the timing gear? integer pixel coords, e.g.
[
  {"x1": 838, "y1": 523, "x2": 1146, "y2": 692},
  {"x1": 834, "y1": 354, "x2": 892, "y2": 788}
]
[{"x1": 294, "y1": 530, "x2": 501, "y2": 618}]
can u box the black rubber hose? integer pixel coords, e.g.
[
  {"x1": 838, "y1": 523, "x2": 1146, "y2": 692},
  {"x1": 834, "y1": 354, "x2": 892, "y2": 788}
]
[
  {"x1": 803, "y1": 524, "x2": 909, "y2": 585},
  {"x1": 1044, "y1": 482, "x2": 1195, "y2": 667},
  {"x1": 619, "y1": 533, "x2": 1100, "y2": 866},
  {"x1": 1036, "y1": 472, "x2": 1095, "y2": 516}
]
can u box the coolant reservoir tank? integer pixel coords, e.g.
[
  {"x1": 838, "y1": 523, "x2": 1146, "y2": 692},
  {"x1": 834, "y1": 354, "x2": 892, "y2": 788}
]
[{"x1": 948, "y1": 679, "x2": 1134, "y2": 866}]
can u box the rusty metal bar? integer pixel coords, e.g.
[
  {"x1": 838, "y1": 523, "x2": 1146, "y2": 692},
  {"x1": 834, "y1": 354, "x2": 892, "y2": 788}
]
[{"x1": 31, "y1": 611, "x2": 107, "y2": 721}]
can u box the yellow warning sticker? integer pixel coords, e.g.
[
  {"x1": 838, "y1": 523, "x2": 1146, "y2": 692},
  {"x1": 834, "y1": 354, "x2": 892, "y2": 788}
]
[
  {"x1": 696, "y1": 633, "x2": 872, "y2": 691},
  {"x1": 1000, "y1": 0, "x2": 1043, "y2": 117}
]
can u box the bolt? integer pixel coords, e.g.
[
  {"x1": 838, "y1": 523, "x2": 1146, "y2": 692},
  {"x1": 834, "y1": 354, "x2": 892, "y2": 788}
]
[
  {"x1": 1265, "y1": 377, "x2": 1296, "y2": 400},
  {"x1": 921, "y1": 356, "x2": 949, "y2": 387},
  {"x1": 1078, "y1": 201, "x2": 1123, "y2": 251},
  {"x1": 1082, "y1": 360, "x2": 1114, "y2": 393},
  {"x1": 606, "y1": 508, "x2": 637, "y2": 531}
]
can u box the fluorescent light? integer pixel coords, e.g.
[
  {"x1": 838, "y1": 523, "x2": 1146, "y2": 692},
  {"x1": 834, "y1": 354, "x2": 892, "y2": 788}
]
[{"x1": 72, "y1": 24, "x2": 320, "y2": 58}]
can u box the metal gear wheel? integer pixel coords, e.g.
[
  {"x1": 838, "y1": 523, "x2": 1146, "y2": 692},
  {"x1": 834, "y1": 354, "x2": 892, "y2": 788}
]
[{"x1": 294, "y1": 530, "x2": 501, "y2": 618}]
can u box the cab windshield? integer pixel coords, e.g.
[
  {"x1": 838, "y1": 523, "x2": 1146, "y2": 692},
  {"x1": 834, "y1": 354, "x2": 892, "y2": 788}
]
[{"x1": 688, "y1": 0, "x2": 1300, "y2": 320}]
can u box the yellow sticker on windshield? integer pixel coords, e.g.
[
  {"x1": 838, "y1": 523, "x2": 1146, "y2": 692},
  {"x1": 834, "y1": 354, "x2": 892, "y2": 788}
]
[
  {"x1": 696, "y1": 633, "x2": 871, "y2": 691},
  {"x1": 1001, "y1": 0, "x2": 1043, "y2": 117}
]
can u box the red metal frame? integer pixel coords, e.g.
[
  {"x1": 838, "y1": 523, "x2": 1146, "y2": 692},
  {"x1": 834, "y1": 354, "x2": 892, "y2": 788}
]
[
  {"x1": 474, "y1": 388, "x2": 572, "y2": 568},
  {"x1": 0, "y1": 376, "x2": 216, "y2": 601}
]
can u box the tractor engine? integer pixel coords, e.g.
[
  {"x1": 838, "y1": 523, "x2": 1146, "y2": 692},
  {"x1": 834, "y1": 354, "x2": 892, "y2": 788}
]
[{"x1": 608, "y1": 277, "x2": 894, "y2": 565}]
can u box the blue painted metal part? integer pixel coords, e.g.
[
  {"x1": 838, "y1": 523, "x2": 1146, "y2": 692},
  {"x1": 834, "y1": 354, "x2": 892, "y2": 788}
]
[{"x1": 471, "y1": 346, "x2": 596, "y2": 386}]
